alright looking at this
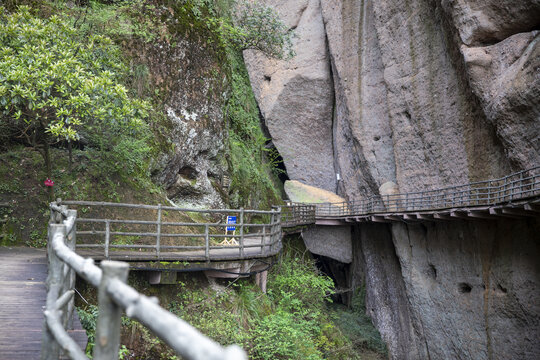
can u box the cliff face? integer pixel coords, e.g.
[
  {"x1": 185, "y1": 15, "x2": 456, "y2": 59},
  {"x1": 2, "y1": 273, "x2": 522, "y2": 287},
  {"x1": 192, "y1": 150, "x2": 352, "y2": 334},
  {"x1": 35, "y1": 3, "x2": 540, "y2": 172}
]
[
  {"x1": 244, "y1": 0, "x2": 540, "y2": 358},
  {"x1": 128, "y1": 34, "x2": 228, "y2": 208}
]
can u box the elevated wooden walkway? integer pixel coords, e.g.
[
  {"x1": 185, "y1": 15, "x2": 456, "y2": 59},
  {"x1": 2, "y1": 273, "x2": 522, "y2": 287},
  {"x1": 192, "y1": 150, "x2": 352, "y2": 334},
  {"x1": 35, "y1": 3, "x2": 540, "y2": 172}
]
[
  {"x1": 52, "y1": 201, "x2": 282, "y2": 268},
  {"x1": 294, "y1": 166, "x2": 540, "y2": 224},
  {"x1": 56, "y1": 167, "x2": 539, "y2": 265},
  {"x1": 0, "y1": 247, "x2": 86, "y2": 359}
]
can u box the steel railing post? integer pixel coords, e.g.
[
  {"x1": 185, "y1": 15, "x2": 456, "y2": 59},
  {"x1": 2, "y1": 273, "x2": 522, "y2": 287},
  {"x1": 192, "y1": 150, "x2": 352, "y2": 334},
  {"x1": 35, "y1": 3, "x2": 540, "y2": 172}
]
[
  {"x1": 205, "y1": 224, "x2": 210, "y2": 261},
  {"x1": 105, "y1": 220, "x2": 110, "y2": 259},
  {"x1": 269, "y1": 211, "x2": 275, "y2": 255},
  {"x1": 261, "y1": 224, "x2": 266, "y2": 255},
  {"x1": 273, "y1": 207, "x2": 281, "y2": 253}
]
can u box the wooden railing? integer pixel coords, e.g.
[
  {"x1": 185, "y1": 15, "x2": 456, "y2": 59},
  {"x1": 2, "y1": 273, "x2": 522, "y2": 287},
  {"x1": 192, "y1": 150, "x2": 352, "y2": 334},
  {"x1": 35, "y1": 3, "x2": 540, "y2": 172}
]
[
  {"x1": 42, "y1": 203, "x2": 247, "y2": 360},
  {"x1": 315, "y1": 166, "x2": 540, "y2": 217},
  {"x1": 40, "y1": 167, "x2": 539, "y2": 358},
  {"x1": 279, "y1": 204, "x2": 316, "y2": 228},
  {"x1": 61, "y1": 201, "x2": 282, "y2": 261}
]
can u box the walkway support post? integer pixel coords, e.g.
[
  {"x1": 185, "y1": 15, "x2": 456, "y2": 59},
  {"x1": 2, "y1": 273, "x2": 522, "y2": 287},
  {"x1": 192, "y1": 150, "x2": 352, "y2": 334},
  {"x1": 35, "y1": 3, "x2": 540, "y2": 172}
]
[{"x1": 94, "y1": 261, "x2": 129, "y2": 359}]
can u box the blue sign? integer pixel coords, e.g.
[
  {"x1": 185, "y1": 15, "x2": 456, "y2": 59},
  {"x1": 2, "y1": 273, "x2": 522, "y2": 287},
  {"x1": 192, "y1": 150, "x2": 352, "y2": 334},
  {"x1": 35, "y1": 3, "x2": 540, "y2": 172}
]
[{"x1": 226, "y1": 216, "x2": 237, "y2": 231}]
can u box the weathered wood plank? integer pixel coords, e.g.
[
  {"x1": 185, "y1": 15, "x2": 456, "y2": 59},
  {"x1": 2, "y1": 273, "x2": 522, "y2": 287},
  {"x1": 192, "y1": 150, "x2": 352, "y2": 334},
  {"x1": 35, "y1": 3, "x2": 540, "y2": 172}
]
[{"x1": 0, "y1": 247, "x2": 87, "y2": 360}]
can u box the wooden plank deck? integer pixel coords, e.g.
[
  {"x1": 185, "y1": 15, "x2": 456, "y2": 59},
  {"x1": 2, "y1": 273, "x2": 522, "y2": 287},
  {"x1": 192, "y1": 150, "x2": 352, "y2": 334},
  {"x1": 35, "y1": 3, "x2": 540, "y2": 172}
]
[{"x1": 0, "y1": 247, "x2": 87, "y2": 360}]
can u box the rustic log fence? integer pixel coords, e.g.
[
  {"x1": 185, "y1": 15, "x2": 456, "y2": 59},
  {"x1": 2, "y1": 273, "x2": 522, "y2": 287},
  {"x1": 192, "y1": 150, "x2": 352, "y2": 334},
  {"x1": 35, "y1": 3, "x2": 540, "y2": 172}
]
[
  {"x1": 42, "y1": 202, "x2": 247, "y2": 360},
  {"x1": 314, "y1": 166, "x2": 540, "y2": 217},
  {"x1": 61, "y1": 201, "x2": 282, "y2": 261}
]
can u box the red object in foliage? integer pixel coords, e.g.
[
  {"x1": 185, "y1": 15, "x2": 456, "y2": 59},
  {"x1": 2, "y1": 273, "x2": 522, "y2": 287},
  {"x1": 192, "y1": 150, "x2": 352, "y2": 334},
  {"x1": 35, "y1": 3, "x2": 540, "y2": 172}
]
[{"x1": 44, "y1": 178, "x2": 55, "y2": 187}]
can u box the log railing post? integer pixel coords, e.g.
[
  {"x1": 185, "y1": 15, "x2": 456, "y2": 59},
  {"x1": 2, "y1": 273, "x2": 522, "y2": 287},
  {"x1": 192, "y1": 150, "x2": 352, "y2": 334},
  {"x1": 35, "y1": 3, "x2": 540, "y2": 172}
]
[
  {"x1": 94, "y1": 261, "x2": 129, "y2": 359},
  {"x1": 42, "y1": 223, "x2": 66, "y2": 360},
  {"x1": 63, "y1": 209, "x2": 77, "y2": 330}
]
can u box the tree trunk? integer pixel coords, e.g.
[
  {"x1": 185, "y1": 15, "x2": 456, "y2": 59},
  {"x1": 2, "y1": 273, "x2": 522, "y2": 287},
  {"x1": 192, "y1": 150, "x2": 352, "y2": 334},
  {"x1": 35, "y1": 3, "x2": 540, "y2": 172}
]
[
  {"x1": 68, "y1": 140, "x2": 72, "y2": 173},
  {"x1": 42, "y1": 141, "x2": 54, "y2": 202}
]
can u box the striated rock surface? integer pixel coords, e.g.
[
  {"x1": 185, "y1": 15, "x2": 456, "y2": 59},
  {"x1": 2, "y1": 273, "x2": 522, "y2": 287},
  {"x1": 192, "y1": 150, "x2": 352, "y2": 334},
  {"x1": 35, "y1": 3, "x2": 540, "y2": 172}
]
[
  {"x1": 244, "y1": 0, "x2": 540, "y2": 359},
  {"x1": 321, "y1": 0, "x2": 396, "y2": 199},
  {"x1": 461, "y1": 32, "x2": 540, "y2": 169},
  {"x1": 389, "y1": 219, "x2": 540, "y2": 359}
]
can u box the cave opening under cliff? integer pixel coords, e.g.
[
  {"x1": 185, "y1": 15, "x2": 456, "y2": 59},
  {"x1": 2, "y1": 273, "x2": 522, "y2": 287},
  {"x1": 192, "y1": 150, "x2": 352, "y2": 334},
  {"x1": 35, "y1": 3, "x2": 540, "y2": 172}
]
[
  {"x1": 267, "y1": 144, "x2": 289, "y2": 183},
  {"x1": 258, "y1": 107, "x2": 289, "y2": 183},
  {"x1": 312, "y1": 253, "x2": 351, "y2": 304}
]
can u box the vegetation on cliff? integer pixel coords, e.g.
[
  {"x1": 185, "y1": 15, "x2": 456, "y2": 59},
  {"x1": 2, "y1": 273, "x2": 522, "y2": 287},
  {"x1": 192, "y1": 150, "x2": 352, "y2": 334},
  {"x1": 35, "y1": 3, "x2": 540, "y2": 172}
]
[{"x1": 0, "y1": 0, "x2": 289, "y2": 243}]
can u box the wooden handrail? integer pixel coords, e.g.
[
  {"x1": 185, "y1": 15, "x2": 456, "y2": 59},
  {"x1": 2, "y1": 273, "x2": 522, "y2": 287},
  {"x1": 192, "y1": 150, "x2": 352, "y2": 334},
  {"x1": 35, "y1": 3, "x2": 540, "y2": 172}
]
[
  {"x1": 42, "y1": 205, "x2": 247, "y2": 360},
  {"x1": 313, "y1": 166, "x2": 540, "y2": 217},
  {"x1": 60, "y1": 201, "x2": 282, "y2": 261}
]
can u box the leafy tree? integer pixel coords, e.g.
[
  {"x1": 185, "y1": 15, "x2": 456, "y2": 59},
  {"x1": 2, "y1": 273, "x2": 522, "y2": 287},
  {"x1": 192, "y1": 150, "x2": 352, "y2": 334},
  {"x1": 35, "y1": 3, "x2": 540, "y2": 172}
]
[
  {"x1": 207, "y1": 0, "x2": 294, "y2": 59},
  {"x1": 0, "y1": 6, "x2": 150, "y2": 198}
]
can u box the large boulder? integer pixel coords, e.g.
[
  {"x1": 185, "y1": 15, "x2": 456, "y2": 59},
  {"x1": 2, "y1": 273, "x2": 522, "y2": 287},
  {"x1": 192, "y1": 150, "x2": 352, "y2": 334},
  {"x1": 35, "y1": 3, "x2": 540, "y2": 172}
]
[
  {"x1": 244, "y1": 0, "x2": 337, "y2": 192},
  {"x1": 440, "y1": 0, "x2": 540, "y2": 46},
  {"x1": 284, "y1": 179, "x2": 345, "y2": 204}
]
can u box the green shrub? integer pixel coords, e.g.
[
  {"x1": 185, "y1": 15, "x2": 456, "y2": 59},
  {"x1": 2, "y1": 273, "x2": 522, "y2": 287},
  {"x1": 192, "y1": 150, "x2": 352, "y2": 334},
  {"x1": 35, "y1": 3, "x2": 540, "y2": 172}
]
[
  {"x1": 250, "y1": 310, "x2": 323, "y2": 360},
  {"x1": 268, "y1": 255, "x2": 335, "y2": 311},
  {"x1": 77, "y1": 304, "x2": 99, "y2": 356}
]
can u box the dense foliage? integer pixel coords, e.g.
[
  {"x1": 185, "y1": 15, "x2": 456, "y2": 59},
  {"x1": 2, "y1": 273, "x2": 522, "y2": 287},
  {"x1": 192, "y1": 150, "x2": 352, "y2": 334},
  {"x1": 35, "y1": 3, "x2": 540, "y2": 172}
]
[
  {"x1": 209, "y1": 0, "x2": 294, "y2": 59},
  {"x1": 76, "y1": 238, "x2": 386, "y2": 359},
  {"x1": 0, "y1": 7, "x2": 151, "y2": 183}
]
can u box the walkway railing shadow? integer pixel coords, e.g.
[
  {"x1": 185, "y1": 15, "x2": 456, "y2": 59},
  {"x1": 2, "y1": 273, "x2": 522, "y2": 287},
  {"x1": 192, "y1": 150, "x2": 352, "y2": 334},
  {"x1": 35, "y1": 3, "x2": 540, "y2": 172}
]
[{"x1": 42, "y1": 203, "x2": 248, "y2": 360}]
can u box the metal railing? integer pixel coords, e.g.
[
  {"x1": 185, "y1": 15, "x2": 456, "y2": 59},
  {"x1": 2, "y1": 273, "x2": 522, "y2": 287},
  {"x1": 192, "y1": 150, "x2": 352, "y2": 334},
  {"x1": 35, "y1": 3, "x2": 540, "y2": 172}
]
[
  {"x1": 314, "y1": 166, "x2": 540, "y2": 217},
  {"x1": 61, "y1": 201, "x2": 282, "y2": 261},
  {"x1": 280, "y1": 204, "x2": 316, "y2": 228},
  {"x1": 42, "y1": 203, "x2": 247, "y2": 360}
]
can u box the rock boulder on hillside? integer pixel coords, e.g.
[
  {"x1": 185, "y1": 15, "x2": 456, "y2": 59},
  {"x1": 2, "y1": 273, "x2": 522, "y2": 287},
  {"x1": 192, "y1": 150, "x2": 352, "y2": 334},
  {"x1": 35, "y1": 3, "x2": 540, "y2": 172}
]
[{"x1": 244, "y1": 0, "x2": 337, "y2": 192}]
